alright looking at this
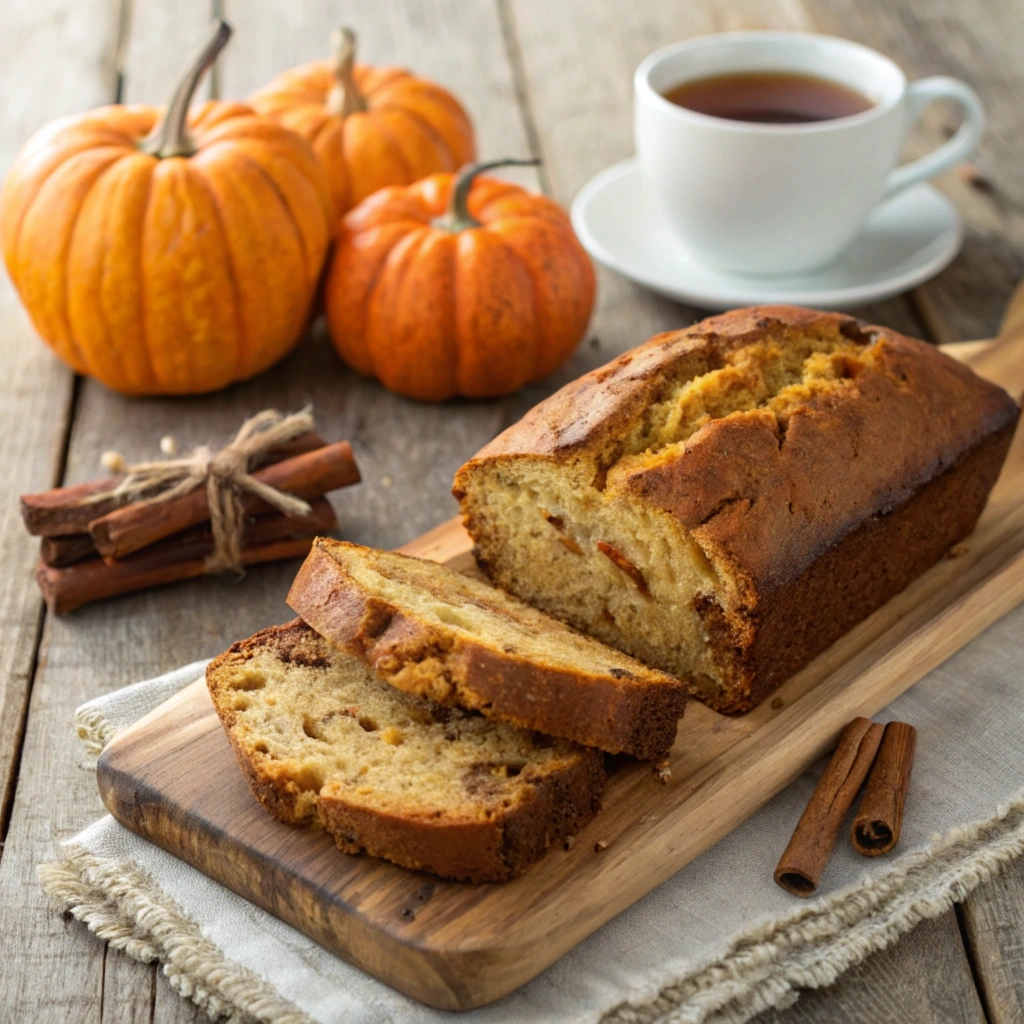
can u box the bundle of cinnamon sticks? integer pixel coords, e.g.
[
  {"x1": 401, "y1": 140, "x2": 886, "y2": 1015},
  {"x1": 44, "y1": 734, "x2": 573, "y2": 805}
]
[{"x1": 22, "y1": 430, "x2": 361, "y2": 613}]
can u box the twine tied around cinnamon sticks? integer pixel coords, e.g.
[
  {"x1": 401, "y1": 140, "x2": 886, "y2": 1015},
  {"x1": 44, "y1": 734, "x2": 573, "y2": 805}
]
[{"x1": 86, "y1": 407, "x2": 317, "y2": 574}]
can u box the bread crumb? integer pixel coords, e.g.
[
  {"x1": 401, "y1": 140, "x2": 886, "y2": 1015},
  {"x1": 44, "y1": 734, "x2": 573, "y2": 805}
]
[
  {"x1": 654, "y1": 759, "x2": 671, "y2": 784},
  {"x1": 594, "y1": 839, "x2": 609, "y2": 852},
  {"x1": 770, "y1": 697, "x2": 784, "y2": 710},
  {"x1": 159, "y1": 435, "x2": 178, "y2": 456},
  {"x1": 380, "y1": 726, "x2": 403, "y2": 745},
  {"x1": 563, "y1": 835, "x2": 576, "y2": 851},
  {"x1": 946, "y1": 543, "x2": 968, "y2": 559},
  {"x1": 380, "y1": 475, "x2": 393, "y2": 488}
]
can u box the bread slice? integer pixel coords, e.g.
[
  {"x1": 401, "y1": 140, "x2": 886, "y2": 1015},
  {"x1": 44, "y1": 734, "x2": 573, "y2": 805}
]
[
  {"x1": 286, "y1": 538, "x2": 687, "y2": 760},
  {"x1": 453, "y1": 305, "x2": 1019, "y2": 713},
  {"x1": 207, "y1": 620, "x2": 605, "y2": 883}
]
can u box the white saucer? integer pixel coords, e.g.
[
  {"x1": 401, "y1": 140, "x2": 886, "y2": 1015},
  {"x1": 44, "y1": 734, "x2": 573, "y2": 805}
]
[{"x1": 571, "y1": 158, "x2": 962, "y2": 311}]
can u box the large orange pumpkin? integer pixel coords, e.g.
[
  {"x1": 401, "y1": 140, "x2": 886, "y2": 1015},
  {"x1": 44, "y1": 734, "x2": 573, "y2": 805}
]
[
  {"x1": 249, "y1": 28, "x2": 476, "y2": 221},
  {"x1": 324, "y1": 159, "x2": 597, "y2": 401},
  {"x1": 0, "y1": 21, "x2": 331, "y2": 396}
]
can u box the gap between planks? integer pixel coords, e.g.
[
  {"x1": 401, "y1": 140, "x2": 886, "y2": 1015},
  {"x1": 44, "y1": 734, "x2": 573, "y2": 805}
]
[
  {"x1": 954, "y1": 902, "x2": 996, "y2": 1024},
  {"x1": 495, "y1": 0, "x2": 551, "y2": 194},
  {"x1": 0, "y1": 266, "x2": 83, "y2": 854}
]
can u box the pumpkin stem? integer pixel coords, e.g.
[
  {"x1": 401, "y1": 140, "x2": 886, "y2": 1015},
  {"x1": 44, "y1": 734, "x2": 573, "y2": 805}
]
[
  {"x1": 326, "y1": 27, "x2": 368, "y2": 118},
  {"x1": 139, "y1": 19, "x2": 232, "y2": 159},
  {"x1": 439, "y1": 159, "x2": 542, "y2": 233}
]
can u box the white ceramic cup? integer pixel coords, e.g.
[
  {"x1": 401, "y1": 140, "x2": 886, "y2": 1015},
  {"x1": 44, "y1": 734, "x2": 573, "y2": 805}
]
[{"x1": 634, "y1": 31, "x2": 984, "y2": 275}]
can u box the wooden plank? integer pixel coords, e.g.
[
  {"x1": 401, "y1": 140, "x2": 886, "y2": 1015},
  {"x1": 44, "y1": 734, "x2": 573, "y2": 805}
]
[
  {"x1": 960, "y1": 859, "x2": 1024, "y2": 1024},
  {"x1": 100, "y1": 949, "x2": 156, "y2": 1024},
  {"x1": 118, "y1": 0, "x2": 214, "y2": 104},
  {"x1": 751, "y1": 913, "x2": 987, "y2": 1024},
  {"x1": 0, "y1": 0, "x2": 119, "y2": 848},
  {"x1": 951, "y1": 287, "x2": 1024, "y2": 1024},
  {"x1": 90, "y1": 5, "x2": 218, "y2": 1019},
  {"x1": 223, "y1": 0, "x2": 536, "y2": 179},
  {"x1": 0, "y1": 1, "x2": 213, "y2": 1021},
  {"x1": 153, "y1": 973, "x2": 202, "y2": 1024},
  {"x1": 0, "y1": 0, "x2": 123, "y2": 1022},
  {"x1": 796, "y1": 0, "x2": 1024, "y2": 343}
]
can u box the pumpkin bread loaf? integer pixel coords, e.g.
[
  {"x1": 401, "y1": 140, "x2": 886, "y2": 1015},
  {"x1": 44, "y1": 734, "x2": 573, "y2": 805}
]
[
  {"x1": 207, "y1": 620, "x2": 604, "y2": 883},
  {"x1": 287, "y1": 539, "x2": 686, "y2": 760},
  {"x1": 453, "y1": 305, "x2": 1019, "y2": 714}
]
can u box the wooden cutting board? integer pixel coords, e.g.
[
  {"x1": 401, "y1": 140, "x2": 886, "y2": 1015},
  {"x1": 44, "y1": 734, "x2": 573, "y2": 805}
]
[{"x1": 97, "y1": 331, "x2": 1024, "y2": 1012}]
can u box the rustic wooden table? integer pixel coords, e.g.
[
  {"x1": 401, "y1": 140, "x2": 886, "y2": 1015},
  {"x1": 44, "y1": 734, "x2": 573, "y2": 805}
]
[{"x1": 1, "y1": 0, "x2": 1022, "y2": 1021}]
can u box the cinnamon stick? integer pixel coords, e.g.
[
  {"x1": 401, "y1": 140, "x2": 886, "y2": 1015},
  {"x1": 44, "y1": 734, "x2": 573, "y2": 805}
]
[
  {"x1": 22, "y1": 477, "x2": 126, "y2": 537},
  {"x1": 851, "y1": 722, "x2": 917, "y2": 856},
  {"x1": 90, "y1": 440, "x2": 360, "y2": 560},
  {"x1": 38, "y1": 499, "x2": 337, "y2": 614},
  {"x1": 21, "y1": 431, "x2": 327, "y2": 537},
  {"x1": 774, "y1": 717, "x2": 884, "y2": 897},
  {"x1": 97, "y1": 496, "x2": 339, "y2": 568},
  {"x1": 40, "y1": 533, "x2": 99, "y2": 568}
]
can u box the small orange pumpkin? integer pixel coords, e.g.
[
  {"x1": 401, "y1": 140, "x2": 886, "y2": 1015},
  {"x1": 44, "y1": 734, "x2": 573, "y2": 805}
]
[
  {"x1": 0, "y1": 22, "x2": 331, "y2": 396},
  {"x1": 249, "y1": 28, "x2": 476, "y2": 221},
  {"x1": 324, "y1": 159, "x2": 597, "y2": 401}
]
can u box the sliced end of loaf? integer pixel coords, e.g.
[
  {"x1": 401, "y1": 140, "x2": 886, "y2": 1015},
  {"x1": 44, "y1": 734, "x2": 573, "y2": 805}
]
[
  {"x1": 286, "y1": 539, "x2": 686, "y2": 759},
  {"x1": 207, "y1": 620, "x2": 605, "y2": 882},
  {"x1": 455, "y1": 457, "x2": 730, "y2": 704}
]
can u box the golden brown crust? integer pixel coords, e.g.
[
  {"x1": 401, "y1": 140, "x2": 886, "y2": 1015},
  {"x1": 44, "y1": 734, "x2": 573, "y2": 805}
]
[
  {"x1": 287, "y1": 541, "x2": 685, "y2": 760},
  {"x1": 320, "y1": 751, "x2": 605, "y2": 883},
  {"x1": 697, "y1": 418, "x2": 1017, "y2": 712},
  {"x1": 624, "y1": 326, "x2": 1016, "y2": 590},
  {"x1": 454, "y1": 306, "x2": 1020, "y2": 713},
  {"x1": 453, "y1": 307, "x2": 862, "y2": 469},
  {"x1": 206, "y1": 621, "x2": 606, "y2": 883}
]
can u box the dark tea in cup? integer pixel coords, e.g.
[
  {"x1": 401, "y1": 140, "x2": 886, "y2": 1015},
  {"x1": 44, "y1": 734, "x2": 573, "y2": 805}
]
[{"x1": 662, "y1": 71, "x2": 874, "y2": 124}]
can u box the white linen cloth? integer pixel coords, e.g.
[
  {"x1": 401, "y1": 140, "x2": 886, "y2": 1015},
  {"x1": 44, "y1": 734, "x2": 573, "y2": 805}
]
[{"x1": 45, "y1": 604, "x2": 1024, "y2": 1024}]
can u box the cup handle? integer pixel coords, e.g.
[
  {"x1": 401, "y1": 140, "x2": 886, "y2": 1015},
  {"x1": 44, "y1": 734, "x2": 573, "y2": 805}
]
[{"x1": 884, "y1": 76, "x2": 985, "y2": 200}]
